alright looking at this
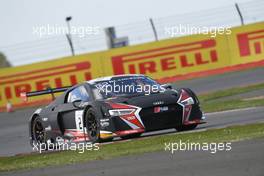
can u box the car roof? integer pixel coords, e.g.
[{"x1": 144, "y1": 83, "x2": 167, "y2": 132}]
[
  {"x1": 86, "y1": 74, "x2": 145, "y2": 84},
  {"x1": 48, "y1": 74, "x2": 146, "y2": 106}
]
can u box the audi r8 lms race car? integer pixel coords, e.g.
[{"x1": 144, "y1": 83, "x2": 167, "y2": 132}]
[{"x1": 26, "y1": 74, "x2": 205, "y2": 147}]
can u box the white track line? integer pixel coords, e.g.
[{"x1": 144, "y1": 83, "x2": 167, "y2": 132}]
[{"x1": 204, "y1": 107, "x2": 259, "y2": 116}]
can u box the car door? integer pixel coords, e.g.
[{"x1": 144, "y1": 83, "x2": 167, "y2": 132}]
[{"x1": 57, "y1": 85, "x2": 90, "y2": 134}]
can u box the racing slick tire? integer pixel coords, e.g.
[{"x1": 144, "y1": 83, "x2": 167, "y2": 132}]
[
  {"x1": 31, "y1": 116, "x2": 49, "y2": 150},
  {"x1": 84, "y1": 108, "x2": 101, "y2": 143}
]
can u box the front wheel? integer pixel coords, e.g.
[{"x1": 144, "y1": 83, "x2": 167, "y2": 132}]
[
  {"x1": 85, "y1": 108, "x2": 100, "y2": 143},
  {"x1": 175, "y1": 124, "x2": 197, "y2": 132}
]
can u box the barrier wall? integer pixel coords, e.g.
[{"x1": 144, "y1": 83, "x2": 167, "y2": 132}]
[{"x1": 0, "y1": 22, "x2": 263, "y2": 110}]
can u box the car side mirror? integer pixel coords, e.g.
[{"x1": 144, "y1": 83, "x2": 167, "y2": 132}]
[
  {"x1": 72, "y1": 99, "x2": 82, "y2": 108},
  {"x1": 162, "y1": 83, "x2": 172, "y2": 89}
]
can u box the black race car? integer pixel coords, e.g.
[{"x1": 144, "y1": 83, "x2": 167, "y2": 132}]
[{"x1": 25, "y1": 74, "x2": 205, "y2": 146}]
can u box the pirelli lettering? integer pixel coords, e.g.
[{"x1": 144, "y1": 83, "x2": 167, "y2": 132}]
[
  {"x1": 237, "y1": 29, "x2": 264, "y2": 57},
  {"x1": 111, "y1": 39, "x2": 219, "y2": 75}
]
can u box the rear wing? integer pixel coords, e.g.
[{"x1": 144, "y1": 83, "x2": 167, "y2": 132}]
[{"x1": 20, "y1": 86, "x2": 71, "y2": 102}]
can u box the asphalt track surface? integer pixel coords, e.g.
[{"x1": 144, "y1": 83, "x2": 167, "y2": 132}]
[
  {"x1": 0, "y1": 67, "x2": 263, "y2": 156},
  {"x1": 173, "y1": 67, "x2": 264, "y2": 94}
]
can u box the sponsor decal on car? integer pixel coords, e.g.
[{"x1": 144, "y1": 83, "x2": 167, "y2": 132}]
[{"x1": 154, "y1": 106, "x2": 169, "y2": 113}]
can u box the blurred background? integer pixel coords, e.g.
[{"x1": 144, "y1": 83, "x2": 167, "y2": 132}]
[{"x1": 0, "y1": 0, "x2": 263, "y2": 66}]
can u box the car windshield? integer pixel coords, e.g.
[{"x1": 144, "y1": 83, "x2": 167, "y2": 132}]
[{"x1": 91, "y1": 76, "x2": 165, "y2": 99}]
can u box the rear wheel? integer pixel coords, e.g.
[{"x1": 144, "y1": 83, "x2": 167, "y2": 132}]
[
  {"x1": 175, "y1": 124, "x2": 197, "y2": 132},
  {"x1": 32, "y1": 117, "x2": 48, "y2": 150},
  {"x1": 120, "y1": 133, "x2": 142, "y2": 140}
]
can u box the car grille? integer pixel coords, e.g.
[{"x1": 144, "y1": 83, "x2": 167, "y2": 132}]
[{"x1": 139, "y1": 104, "x2": 183, "y2": 131}]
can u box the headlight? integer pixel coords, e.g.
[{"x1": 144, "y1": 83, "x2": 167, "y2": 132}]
[
  {"x1": 109, "y1": 109, "x2": 135, "y2": 116},
  {"x1": 181, "y1": 97, "x2": 194, "y2": 105}
]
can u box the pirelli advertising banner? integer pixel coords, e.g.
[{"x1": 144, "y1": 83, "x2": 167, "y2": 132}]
[
  {"x1": 0, "y1": 22, "x2": 263, "y2": 110},
  {"x1": 0, "y1": 53, "x2": 105, "y2": 109},
  {"x1": 107, "y1": 34, "x2": 230, "y2": 79}
]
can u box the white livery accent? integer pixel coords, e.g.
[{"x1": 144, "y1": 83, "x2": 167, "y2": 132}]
[{"x1": 75, "y1": 110, "x2": 84, "y2": 131}]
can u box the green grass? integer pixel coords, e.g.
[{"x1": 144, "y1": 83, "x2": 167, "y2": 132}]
[
  {"x1": 201, "y1": 98, "x2": 264, "y2": 112},
  {"x1": 198, "y1": 83, "x2": 264, "y2": 112},
  {"x1": 1, "y1": 123, "x2": 264, "y2": 172},
  {"x1": 199, "y1": 83, "x2": 264, "y2": 102}
]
